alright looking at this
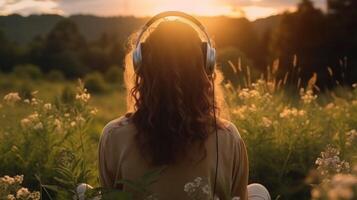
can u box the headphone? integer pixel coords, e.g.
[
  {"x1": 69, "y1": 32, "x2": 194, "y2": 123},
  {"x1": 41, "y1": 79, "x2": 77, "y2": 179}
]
[
  {"x1": 132, "y1": 11, "x2": 216, "y2": 76},
  {"x1": 132, "y1": 11, "x2": 219, "y2": 199}
]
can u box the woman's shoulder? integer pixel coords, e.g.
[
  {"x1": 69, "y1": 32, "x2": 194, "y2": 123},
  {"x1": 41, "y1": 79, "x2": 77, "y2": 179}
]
[
  {"x1": 101, "y1": 113, "x2": 135, "y2": 140},
  {"x1": 218, "y1": 118, "x2": 243, "y2": 141}
]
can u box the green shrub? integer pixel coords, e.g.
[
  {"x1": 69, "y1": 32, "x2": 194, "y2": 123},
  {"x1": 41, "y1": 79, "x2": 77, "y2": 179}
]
[
  {"x1": 84, "y1": 72, "x2": 108, "y2": 93},
  {"x1": 0, "y1": 73, "x2": 17, "y2": 90},
  {"x1": 47, "y1": 70, "x2": 65, "y2": 81},
  {"x1": 12, "y1": 64, "x2": 43, "y2": 80},
  {"x1": 61, "y1": 85, "x2": 76, "y2": 104},
  {"x1": 0, "y1": 82, "x2": 98, "y2": 197},
  {"x1": 104, "y1": 65, "x2": 123, "y2": 84},
  {"x1": 18, "y1": 83, "x2": 35, "y2": 100}
]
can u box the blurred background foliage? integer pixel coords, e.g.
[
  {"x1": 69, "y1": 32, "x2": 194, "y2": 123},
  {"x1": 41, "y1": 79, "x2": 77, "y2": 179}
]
[{"x1": 0, "y1": 0, "x2": 356, "y2": 89}]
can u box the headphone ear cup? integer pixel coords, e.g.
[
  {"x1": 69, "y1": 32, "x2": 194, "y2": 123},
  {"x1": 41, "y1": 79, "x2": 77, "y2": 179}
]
[
  {"x1": 207, "y1": 46, "x2": 216, "y2": 76},
  {"x1": 133, "y1": 43, "x2": 144, "y2": 73},
  {"x1": 202, "y1": 42, "x2": 216, "y2": 76}
]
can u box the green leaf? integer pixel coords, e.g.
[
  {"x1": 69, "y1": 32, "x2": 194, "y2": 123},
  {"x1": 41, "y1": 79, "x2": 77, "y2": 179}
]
[
  {"x1": 41, "y1": 184, "x2": 61, "y2": 193},
  {"x1": 101, "y1": 190, "x2": 132, "y2": 200}
]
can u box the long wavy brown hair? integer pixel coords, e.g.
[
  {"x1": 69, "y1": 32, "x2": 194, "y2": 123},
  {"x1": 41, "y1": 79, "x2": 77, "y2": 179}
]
[{"x1": 124, "y1": 20, "x2": 227, "y2": 165}]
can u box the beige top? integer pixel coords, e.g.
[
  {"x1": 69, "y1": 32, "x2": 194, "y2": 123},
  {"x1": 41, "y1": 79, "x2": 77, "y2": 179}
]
[{"x1": 98, "y1": 116, "x2": 248, "y2": 200}]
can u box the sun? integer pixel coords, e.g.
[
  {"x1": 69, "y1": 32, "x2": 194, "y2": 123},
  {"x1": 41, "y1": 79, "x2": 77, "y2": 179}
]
[
  {"x1": 136, "y1": 0, "x2": 277, "y2": 20},
  {"x1": 241, "y1": 6, "x2": 279, "y2": 20},
  {"x1": 144, "y1": 0, "x2": 236, "y2": 17}
]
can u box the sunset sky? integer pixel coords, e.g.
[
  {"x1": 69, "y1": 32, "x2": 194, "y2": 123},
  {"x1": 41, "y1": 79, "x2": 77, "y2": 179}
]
[{"x1": 0, "y1": 0, "x2": 326, "y2": 21}]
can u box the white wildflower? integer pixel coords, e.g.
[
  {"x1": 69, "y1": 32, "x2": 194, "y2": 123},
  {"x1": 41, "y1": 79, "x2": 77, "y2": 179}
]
[
  {"x1": 325, "y1": 103, "x2": 335, "y2": 110},
  {"x1": 261, "y1": 117, "x2": 272, "y2": 128},
  {"x1": 194, "y1": 177, "x2": 202, "y2": 185},
  {"x1": 3, "y1": 92, "x2": 21, "y2": 104},
  {"x1": 43, "y1": 103, "x2": 52, "y2": 111},
  {"x1": 280, "y1": 107, "x2": 291, "y2": 118},
  {"x1": 76, "y1": 116, "x2": 85, "y2": 123},
  {"x1": 232, "y1": 106, "x2": 247, "y2": 119},
  {"x1": 29, "y1": 192, "x2": 40, "y2": 200},
  {"x1": 238, "y1": 88, "x2": 260, "y2": 100},
  {"x1": 76, "y1": 90, "x2": 91, "y2": 103},
  {"x1": 90, "y1": 108, "x2": 98, "y2": 115},
  {"x1": 202, "y1": 184, "x2": 210, "y2": 195},
  {"x1": 31, "y1": 98, "x2": 39, "y2": 106},
  {"x1": 1, "y1": 175, "x2": 15, "y2": 185},
  {"x1": 280, "y1": 107, "x2": 305, "y2": 119},
  {"x1": 300, "y1": 89, "x2": 317, "y2": 104},
  {"x1": 70, "y1": 121, "x2": 76, "y2": 127},
  {"x1": 14, "y1": 175, "x2": 24, "y2": 184},
  {"x1": 54, "y1": 118, "x2": 62, "y2": 131},
  {"x1": 28, "y1": 113, "x2": 39, "y2": 121},
  {"x1": 298, "y1": 110, "x2": 306, "y2": 116},
  {"x1": 345, "y1": 129, "x2": 357, "y2": 147},
  {"x1": 184, "y1": 177, "x2": 212, "y2": 199},
  {"x1": 21, "y1": 118, "x2": 31, "y2": 128},
  {"x1": 311, "y1": 188, "x2": 321, "y2": 199},
  {"x1": 21, "y1": 113, "x2": 41, "y2": 129},
  {"x1": 16, "y1": 187, "x2": 30, "y2": 199},
  {"x1": 74, "y1": 183, "x2": 97, "y2": 200},
  {"x1": 327, "y1": 174, "x2": 357, "y2": 200},
  {"x1": 33, "y1": 122, "x2": 43, "y2": 130},
  {"x1": 184, "y1": 182, "x2": 195, "y2": 193},
  {"x1": 249, "y1": 104, "x2": 257, "y2": 112},
  {"x1": 353, "y1": 100, "x2": 357, "y2": 106},
  {"x1": 315, "y1": 146, "x2": 350, "y2": 177},
  {"x1": 7, "y1": 194, "x2": 15, "y2": 200}
]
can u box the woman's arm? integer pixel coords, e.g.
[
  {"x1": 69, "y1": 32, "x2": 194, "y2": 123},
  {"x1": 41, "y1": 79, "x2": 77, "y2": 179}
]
[
  {"x1": 230, "y1": 125, "x2": 249, "y2": 200},
  {"x1": 98, "y1": 126, "x2": 117, "y2": 188}
]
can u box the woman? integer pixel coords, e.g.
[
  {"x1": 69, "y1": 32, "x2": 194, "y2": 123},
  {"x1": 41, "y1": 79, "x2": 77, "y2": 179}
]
[{"x1": 99, "y1": 12, "x2": 270, "y2": 200}]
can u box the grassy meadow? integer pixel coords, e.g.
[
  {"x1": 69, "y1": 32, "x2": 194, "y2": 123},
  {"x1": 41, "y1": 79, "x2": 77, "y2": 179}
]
[{"x1": 1, "y1": 65, "x2": 357, "y2": 200}]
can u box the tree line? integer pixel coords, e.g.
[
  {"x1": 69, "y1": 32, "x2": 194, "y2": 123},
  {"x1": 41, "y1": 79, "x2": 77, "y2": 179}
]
[{"x1": 0, "y1": 0, "x2": 356, "y2": 89}]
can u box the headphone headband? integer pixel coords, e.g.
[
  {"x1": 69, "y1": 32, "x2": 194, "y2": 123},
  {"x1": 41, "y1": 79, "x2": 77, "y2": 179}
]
[
  {"x1": 132, "y1": 11, "x2": 216, "y2": 76},
  {"x1": 135, "y1": 11, "x2": 212, "y2": 47}
]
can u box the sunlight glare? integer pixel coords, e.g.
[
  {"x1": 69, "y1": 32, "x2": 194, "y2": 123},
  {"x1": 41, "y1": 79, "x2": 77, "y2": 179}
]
[
  {"x1": 241, "y1": 6, "x2": 278, "y2": 20},
  {"x1": 147, "y1": 0, "x2": 240, "y2": 17},
  {"x1": 0, "y1": 0, "x2": 63, "y2": 15}
]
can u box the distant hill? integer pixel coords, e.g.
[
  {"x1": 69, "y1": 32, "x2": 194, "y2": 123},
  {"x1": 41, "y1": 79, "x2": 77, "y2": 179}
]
[
  {"x1": 0, "y1": 14, "x2": 146, "y2": 44},
  {"x1": 0, "y1": 14, "x2": 281, "y2": 45},
  {"x1": 253, "y1": 15, "x2": 282, "y2": 39},
  {"x1": 0, "y1": 14, "x2": 63, "y2": 44}
]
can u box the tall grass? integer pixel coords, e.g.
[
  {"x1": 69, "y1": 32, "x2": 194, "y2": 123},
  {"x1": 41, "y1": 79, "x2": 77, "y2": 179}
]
[{"x1": 0, "y1": 62, "x2": 356, "y2": 199}]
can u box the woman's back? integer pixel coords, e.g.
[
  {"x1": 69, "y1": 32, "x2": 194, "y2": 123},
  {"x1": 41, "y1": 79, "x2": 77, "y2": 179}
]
[{"x1": 99, "y1": 115, "x2": 248, "y2": 200}]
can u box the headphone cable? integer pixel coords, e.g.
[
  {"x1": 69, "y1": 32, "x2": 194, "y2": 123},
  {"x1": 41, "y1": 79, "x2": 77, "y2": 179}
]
[{"x1": 212, "y1": 76, "x2": 219, "y2": 199}]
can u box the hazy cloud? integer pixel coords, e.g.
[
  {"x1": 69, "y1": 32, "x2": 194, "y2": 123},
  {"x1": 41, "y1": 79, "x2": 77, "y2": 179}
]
[
  {"x1": 0, "y1": 0, "x2": 327, "y2": 19},
  {"x1": 0, "y1": 0, "x2": 62, "y2": 15}
]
